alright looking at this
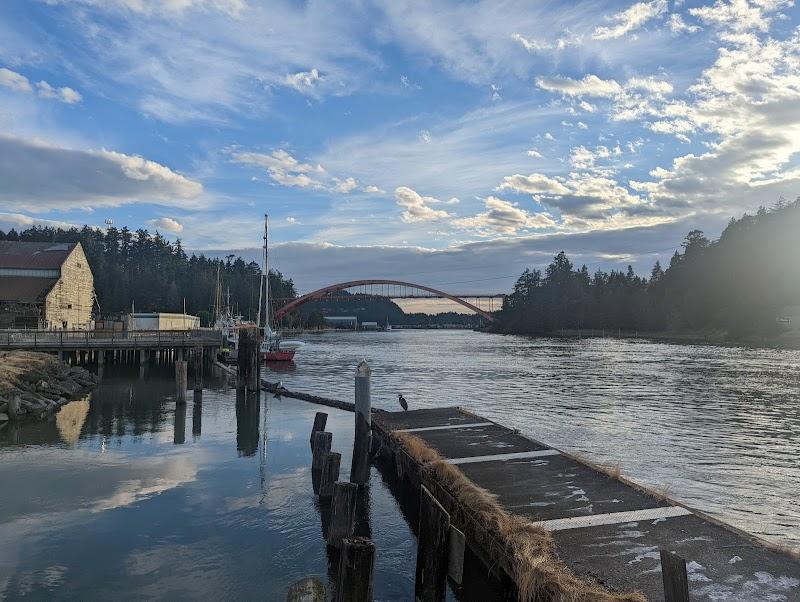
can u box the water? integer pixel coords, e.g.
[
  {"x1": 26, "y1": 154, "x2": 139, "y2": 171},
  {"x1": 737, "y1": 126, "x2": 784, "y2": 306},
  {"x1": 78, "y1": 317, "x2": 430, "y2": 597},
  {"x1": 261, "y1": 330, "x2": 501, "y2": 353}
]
[
  {"x1": 267, "y1": 329, "x2": 800, "y2": 551},
  {"x1": 0, "y1": 365, "x2": 444, "y2": 601}
]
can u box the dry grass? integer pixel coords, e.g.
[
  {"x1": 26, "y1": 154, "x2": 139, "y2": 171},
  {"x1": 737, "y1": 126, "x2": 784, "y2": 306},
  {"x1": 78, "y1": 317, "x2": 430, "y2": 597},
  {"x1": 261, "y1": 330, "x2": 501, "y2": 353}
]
[{"x1": 395, "y1": 432, "x2": 646, "y2": 602}]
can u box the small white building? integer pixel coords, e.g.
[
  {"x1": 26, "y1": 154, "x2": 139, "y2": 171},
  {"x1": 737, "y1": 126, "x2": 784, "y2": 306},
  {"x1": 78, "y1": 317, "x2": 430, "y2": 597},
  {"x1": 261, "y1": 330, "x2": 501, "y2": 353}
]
[
  {"x1": 126, "y1": 312, "x2": 200, "y2": 331},
  {"x1": 360, "y1": 321, "x2": 379, "y2": 331}
]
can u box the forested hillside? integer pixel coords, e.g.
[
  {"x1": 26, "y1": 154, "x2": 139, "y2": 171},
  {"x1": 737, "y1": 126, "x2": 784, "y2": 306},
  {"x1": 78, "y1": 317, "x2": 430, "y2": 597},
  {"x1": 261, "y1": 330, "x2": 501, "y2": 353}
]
[
  {"x1": 0, "y1": 225, "x2": 296, "y2": 325},
  {"x1": 499, "y1": 199, "x2": 800, "y2": 339}
]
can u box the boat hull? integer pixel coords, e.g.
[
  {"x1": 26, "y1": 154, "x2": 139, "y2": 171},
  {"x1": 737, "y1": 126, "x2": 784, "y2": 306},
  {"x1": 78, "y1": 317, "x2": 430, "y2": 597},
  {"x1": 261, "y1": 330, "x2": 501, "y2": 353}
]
[{"x1": 263, "y1": 350, "x2": 296, "y2": 362}]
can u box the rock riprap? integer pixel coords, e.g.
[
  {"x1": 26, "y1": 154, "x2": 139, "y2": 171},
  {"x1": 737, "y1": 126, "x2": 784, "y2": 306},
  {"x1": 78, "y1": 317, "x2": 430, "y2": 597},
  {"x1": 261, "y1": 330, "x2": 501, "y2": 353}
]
[{"x1": 0, "y1": 351, "x2": 98, "y2": 422}]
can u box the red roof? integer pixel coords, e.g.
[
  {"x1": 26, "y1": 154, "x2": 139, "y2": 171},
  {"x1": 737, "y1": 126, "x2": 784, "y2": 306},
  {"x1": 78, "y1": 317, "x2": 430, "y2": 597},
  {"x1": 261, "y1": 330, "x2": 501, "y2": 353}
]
[{"x1": 0, "y1": 242, "x2": 77, "y2": 270}]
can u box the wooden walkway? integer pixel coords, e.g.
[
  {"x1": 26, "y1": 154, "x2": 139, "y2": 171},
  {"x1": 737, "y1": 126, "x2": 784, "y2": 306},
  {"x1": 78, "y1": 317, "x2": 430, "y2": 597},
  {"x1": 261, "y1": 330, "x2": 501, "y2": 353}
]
[{"x1": 372, "y1": 407, "x2": 800, "y2": 601}]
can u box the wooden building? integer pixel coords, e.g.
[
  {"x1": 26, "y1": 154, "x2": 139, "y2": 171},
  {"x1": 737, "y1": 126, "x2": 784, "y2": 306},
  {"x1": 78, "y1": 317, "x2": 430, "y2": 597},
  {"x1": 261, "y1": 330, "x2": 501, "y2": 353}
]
[{"x1": 0, "y1": 242, "x2": 95, "y2": 329}]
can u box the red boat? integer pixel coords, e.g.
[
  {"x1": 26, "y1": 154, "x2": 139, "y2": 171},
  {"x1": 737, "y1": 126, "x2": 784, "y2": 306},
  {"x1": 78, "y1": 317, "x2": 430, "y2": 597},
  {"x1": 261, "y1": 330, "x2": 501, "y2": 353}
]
[{"x1": 263, "y1": 349, "x2": 295, "y2": 362}]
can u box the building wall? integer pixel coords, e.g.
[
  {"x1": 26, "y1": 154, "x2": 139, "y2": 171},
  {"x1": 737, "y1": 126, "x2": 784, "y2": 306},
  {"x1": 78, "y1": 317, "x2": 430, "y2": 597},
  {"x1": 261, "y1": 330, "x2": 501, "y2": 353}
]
[{"x1": 44, "y1": 244, "x2": 94, "y2": 329}]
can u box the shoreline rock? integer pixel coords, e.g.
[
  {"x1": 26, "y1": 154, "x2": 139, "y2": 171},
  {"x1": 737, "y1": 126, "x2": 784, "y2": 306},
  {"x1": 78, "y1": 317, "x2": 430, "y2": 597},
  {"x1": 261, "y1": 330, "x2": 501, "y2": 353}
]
[{"x1": 0, "y1": 351, "x2": 98, "y2": 423}]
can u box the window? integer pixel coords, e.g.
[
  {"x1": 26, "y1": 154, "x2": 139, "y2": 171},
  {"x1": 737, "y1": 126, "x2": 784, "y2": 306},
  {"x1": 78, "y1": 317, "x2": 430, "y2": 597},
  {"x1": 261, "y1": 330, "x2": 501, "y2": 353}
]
[{"x1": 67, "y1": 304, "x2": 72, "y2": 309}]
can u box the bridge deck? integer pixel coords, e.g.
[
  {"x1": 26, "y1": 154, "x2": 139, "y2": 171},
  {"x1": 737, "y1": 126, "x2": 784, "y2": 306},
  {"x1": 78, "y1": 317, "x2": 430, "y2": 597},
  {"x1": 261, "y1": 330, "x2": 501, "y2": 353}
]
[{"x1": 372, "y1": 407, "x2": 800, "y2": 601}]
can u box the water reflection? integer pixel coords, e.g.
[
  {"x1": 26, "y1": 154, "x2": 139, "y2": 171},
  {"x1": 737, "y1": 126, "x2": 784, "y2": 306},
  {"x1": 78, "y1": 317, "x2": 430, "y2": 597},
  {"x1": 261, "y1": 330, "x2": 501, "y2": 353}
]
[
  {"x1": 192, "y1": 393, "x2": 203, "y2": 438},
  {"x1": 235, "y1": 391, "x2": 260, "y2": 457},
  {"x1": 173, "y1": 402, "x2": 186, "y2": 445}
]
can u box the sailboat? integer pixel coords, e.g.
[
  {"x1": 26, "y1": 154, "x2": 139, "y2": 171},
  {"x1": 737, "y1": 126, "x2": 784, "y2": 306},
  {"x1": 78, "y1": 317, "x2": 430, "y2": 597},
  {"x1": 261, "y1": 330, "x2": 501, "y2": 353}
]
[
  {"x1": 213, "y1": 266, "x2": 245, "y2": 361},
  {"x1": 258, "y1": 214, "x2": 304, "y2": 362}
]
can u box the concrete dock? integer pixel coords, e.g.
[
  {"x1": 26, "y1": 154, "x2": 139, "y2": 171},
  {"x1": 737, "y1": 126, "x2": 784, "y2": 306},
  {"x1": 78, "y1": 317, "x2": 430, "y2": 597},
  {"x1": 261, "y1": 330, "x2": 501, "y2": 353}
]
[{"x1": 372, "y1": 407, "x2": 800, "y2": 601}]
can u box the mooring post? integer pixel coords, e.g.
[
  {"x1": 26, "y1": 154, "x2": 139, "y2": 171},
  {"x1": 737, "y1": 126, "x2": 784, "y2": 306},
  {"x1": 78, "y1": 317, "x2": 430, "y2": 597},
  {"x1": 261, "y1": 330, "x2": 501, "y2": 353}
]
[
  {"x1": 312, "y1": 431, "x2": 333, "y2": 472},
  {"x1": 193, "y1": 346, "x2": 203, "y2": 392},
  {"x1": 175, "y1": 359, "x2": 188, "y2": 404},
  {"x1": 320, "y1": 452, "x2": 342, "y2": 502},
  {"x1": 7, "y1": 395, "x2": 20, "y2": 422},
  {"x1": 310, "y1": 411, "x2": 328, "y2": 450},
  {"x1": 286, "y1": 577, "x2": 326, "y2": 602},
  {"x1": 660, "y1": 550, "x2": 690, "y2": 602},
  {"x1": 351, "y1": 360, "x2": 372, "y2": 486},
  {"x1": 192, "y1": 395, "x2": 202, "y2": 437},
  {"x1": 237, "y1": 326, "x2": 260, "y2": 392},
  {"x1": 415, "y1": 486, "x2": 450, "y2": 602},
  {"x1": 336, "y1": 537, "x2": 375, "y2": 602},
  {"x1": 173, "y1": 401, "x2": 186, "y2": 445},
  {"x1": 327, "y1": 481, "x2": 358, "y2": 548}
]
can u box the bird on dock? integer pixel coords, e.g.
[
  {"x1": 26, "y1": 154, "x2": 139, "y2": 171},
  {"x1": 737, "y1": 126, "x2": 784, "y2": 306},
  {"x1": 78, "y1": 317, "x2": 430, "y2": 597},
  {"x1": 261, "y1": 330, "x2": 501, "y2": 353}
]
[{"x1": 398, "y1": 394, "x2": 408, "y2": 411}]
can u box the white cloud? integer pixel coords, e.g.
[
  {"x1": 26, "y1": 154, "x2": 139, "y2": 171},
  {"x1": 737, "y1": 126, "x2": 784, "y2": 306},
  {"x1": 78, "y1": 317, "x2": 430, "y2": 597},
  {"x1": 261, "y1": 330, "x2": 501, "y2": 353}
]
[
  {"x1": 0, "y1": 212, "x2": 79, "y2": 232},
  {"x1": 498, "y1": 173, "x2": 570, "y2": 195},
  {"x1": 284, "y1": 68, "x2": 321, "y2": 92},
  {"x1": 36, "y1": 81, "x2": 83, "y2": 104},
  {"x1": 362, "y1": 185, "x2": 384, "y2": 194},
  {"x1": 577, "y1": 121, "x2": 588, "y2": 129},
  {"x1": 454, "y1": 196, "x2": 555, "y2": 234},
  {"x1": 689, "y1": 0, "x2": 791, "y2": 33},
  {"x1": 0, "y1": 67, "x2": 32, "y2": 93},
  {"x1": 592, "y1": 0, "x2": 668, "y2": 40},
  {"x1": 232, "y1": 149, "x2": 325, "y2": 190},
  {"x1": 286, "y1": 216, "x2": 297, "y2": 224},
  {"x1": 45, "y1": 0, "x2": 247, "y2": 17},
  {"x1": 148, "y1": 217, "x2": 184, "y2": 233},
  {"x1": 579, "y1": 101, "x2": 596, "y2": 112},
  {"x1": 527, "y1": 149, "x2": 543, "y2": 158},
  {"x1": 668, "y1": 13, "x2": 701, "y2": 34},
  {"x1": 626, "y1": 77, "x2": 673, "y2": 95},
  {"x1": 394, "y1": 186, "x2": 450, "y2": 222},
  {"x1": 333, "y1": 177, "x2": 358, "y2": 193},
  {"x1": 537, "y1": 74, "x2": 623, "y2": 97},
  {"x1": 0, "y1": 134, "x2": 203, "y2": 210}
]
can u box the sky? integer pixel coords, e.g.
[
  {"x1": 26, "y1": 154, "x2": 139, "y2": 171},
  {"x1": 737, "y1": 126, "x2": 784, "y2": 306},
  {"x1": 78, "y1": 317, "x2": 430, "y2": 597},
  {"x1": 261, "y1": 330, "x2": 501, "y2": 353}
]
[{"x1": 1, "y1": 0, "x2": 800, "y2": 299}]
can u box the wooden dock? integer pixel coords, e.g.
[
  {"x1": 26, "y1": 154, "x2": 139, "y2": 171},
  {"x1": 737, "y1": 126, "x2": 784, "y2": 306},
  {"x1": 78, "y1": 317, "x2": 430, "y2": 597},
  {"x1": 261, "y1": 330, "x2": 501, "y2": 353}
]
[{"x1": 371, "y1": 407, "x2": 800, "y2": 601}]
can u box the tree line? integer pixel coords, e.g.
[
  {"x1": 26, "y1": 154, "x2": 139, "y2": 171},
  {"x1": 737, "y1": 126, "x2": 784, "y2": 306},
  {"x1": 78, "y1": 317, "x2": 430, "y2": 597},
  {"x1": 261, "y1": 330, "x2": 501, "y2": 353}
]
[
  {"x1": 0, "y1": 225, "x2": 297, "y2": 326},
  {"x1": 498, "y1": 199, "x2": 800, "y2": 339}
]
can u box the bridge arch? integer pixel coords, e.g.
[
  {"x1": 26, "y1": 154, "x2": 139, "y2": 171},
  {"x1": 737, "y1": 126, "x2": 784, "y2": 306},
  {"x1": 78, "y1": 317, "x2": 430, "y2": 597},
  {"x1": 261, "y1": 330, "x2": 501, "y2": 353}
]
[{"x1": 273, "y1": 279, "x2": 497, "y2": 322}]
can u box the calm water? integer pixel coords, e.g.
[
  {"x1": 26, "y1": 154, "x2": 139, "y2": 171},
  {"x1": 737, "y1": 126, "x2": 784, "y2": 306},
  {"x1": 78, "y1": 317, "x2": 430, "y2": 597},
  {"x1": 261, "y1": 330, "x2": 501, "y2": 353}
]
[
  {"x1": 0, "y1": 365, "x2": 472, "y2": 601},
  {"x1": 267, "y1": 329, "x2": 800, "y2": 550}
]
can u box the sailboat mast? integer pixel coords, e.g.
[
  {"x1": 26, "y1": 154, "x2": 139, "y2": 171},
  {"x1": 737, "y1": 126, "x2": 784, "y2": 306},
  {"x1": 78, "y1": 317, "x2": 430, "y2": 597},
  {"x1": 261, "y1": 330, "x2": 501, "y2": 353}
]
[{"x1": 263, "y1": 214, "x2": 269, "y2": 331}]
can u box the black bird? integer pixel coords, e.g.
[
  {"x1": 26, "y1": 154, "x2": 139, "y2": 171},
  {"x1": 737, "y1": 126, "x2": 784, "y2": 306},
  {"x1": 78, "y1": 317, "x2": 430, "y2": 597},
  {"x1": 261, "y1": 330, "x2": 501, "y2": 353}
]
[{"x1": 398, "y1": 394, "x2": 408, "y2": 411}]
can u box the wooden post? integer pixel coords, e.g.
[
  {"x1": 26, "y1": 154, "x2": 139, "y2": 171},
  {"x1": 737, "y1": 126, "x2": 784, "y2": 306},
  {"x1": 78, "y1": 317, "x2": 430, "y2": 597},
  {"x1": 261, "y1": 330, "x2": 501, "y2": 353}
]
[
  {"x1": 351, "y1": 360, "x2": 372, "y2": 486},
  {"x1": 310, "y1": 412, "x2": 328, "y2": 450},
  {"x1": 447, "y1": 526, "x2": 465, "y2": 585},
  {"x1": 237, "y1": 326, "x2": 260, "y2": 392},
  {"x1": 312, "y1": 431, "x2": 333, "y2": 472},
  {"x1": 7, "y1": 395, "x2": 20, "y2": 421},
  {"x1": 415, "y1": 486, "x2": 450, "y2": 602},
  {"x1": 174, "y1": 401, "x2": 186, "y2": 445},
  {"x1": 327, "y1": 482, "x2": 358, "y2": 548},
  {"x1": 175, "y1": 359, "x2": 188, "y2": 404},
  {"x1": 336, "y1": 537, "x2": 375, "y2": 602},
  {"x1": 320, "y1": 452, "x2": 341, "y2": 502},
  {"x1": 287, "y1": 577, "x2": 326, "y2": 602},
  {"x1": 193, "y1": 346, "x2": 203, "y2": 392},
  {"x1": 192, "y1": 395, "x2": 202, "y2": 437},
  {"x1": 660, "y1": 550, "x2": 690, "y2": 602}
]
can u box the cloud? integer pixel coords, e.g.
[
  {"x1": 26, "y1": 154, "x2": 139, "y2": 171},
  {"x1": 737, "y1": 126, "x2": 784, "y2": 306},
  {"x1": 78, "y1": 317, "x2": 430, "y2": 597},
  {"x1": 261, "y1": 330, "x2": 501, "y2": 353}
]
[
  {"x1": 35, "y1": 81, "x2": 83, "y2": 104},
  {"x1": 592, "y1": 0, "x2": 668, "y2": 40},
  {"x1": 44, "y1": 0, "x2": 247, "y2": 17},
  {"x1": 333, "y1": 177, "x2": 358, "y2": 193},
  {"x1": 362, "y1": 185, "x2": 384, "y2": 194},
  {"x1": 527, "y1": 149, "x2": 543, "y2": 158},
  {"x1": 454, "y1": 196, "x2": 556, "y2": 234},
  {"x1": 0, "y1": 67, "x2": 32, "y2": 93},
  {"x1": 536, "y1": 74, "x2": 623, "y2": 98},
  {"x1": 0, "y1": 212, "x2": 79, "y2": 232},
  {"x1": 668, "y1": 13, "x2": 701, "y2": 34},
  {"x1": 0, "y1": 67, "x2": 82, "y2": 103},
  {"x1": 147, "y1": 217, "x2": 184, "y2": 233},
  {"x1": 689, "y1": 0, "x2": 791, "y2": 33},
  {"x1": 498, "y1": 173, "x2": 570, "y2": 195},
  {"x1": 232, "y1": 149, "x2": 325, "y2": 190},
  {"x1": 394, "y1": 186, "x2": 450, "y2": 222},
  {"x1": 284, "y1": 68, "x2": 321, "y2": 92},
  {"x1": 0, "y1": 134, "x2": 203, "y2": 210}
]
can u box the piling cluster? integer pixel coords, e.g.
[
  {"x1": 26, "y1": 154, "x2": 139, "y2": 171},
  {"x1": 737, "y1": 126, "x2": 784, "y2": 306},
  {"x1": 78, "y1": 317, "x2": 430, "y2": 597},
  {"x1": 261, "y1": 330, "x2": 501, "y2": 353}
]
[{"x1": 0, "y1": 351, "x2": 98, "y2": 423}]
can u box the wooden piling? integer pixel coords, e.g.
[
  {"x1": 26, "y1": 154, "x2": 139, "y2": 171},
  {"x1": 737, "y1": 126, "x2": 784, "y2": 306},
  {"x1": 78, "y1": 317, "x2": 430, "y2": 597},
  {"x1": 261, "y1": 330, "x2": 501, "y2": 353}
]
[
  {"x1": 193, "y1": 346, "x2": 203, "y2": 392},
  {"x1": 7, "y1": 395, "x2": 20, "y2": 421},
  {"x1": 327, "y1": 482, "x2": 358, "y2": 548},
  {"x1": 175, "y1": 359, "x2": 188, "y2": 404},
  {"x1": 336, "y1": 537, "x2": 375, "y2": 602},
  {"x1": 286, "y1": 577, "x2": 326, "y2": 602},
  {"x1": 312, "y1": 431, "x2": 333, "y2": 472},
  {"x1": 415, "y1": 486, "x2": 450, "y2": 602},
  {"x1": 660, "y1": 550, "x2": 690, "y2": 602},
  {"x1": 447, "y1": 526, "x2": 466, "y2": 585},
  {"x1": 174, "y1": 402, "x2": 186, "y2": 445},
  {"x1": 350, "y1": 360, "x2": 372, "y2": 486},
  {"x1": 237, "y1": 326, "x2": 260, "y2": 391},
  {"x1": 310, "y1": 412, "x2": 328, "y2": 450},
  {"x1": 320, "y1": 452, "x2": 341, "y2": 502}
]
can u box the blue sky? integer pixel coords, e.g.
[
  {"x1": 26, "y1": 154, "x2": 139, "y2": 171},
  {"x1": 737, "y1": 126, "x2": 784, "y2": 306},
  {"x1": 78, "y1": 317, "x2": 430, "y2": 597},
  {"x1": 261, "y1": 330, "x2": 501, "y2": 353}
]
[{"x1": 1, "y1": 0, "x2": 799, "y2": 294}]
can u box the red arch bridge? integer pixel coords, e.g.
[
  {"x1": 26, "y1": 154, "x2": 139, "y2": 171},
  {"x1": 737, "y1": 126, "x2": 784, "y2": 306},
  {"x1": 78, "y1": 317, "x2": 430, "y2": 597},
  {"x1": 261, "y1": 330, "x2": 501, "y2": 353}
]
[{"x1": 272, "y1": 279, "x2": 505, "y2": 323}]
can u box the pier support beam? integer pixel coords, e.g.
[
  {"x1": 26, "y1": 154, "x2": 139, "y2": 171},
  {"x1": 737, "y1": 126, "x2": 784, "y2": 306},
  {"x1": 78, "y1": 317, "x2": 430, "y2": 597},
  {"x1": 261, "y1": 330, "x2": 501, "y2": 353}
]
[
  {"x1": 193, "y1": 347, "x2": 203, "y2": 392},
  {"x1": 327, "y1": 482, "x2": 358, "y2": 548},
  {"x1": 310, "y1": 412, "x2": 328, "y2": 450},
  {"x1": 415, "y1": 486, "x2": 450, "y2": 602},
  {"x1": 320, "y1": 452, "x2": 341, "y2": 503},
  {"x1": 336, "y1": 537, "x2": 375, "y2": 602},
  {"x1": 350, "y1": 360, "x2": 372, "y2": 486},
  {"x1": 237, "y1": 326, "x2": 260, "y2": 392},
  {"x1": 175, "y1": 359, "x2": 188, "y2": 404}
]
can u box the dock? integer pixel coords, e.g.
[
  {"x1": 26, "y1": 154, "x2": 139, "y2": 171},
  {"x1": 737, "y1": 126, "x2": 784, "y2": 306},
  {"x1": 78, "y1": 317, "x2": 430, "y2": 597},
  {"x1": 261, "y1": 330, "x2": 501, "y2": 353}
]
[{"x1": 371, "y1": 406, "x2": 800, "y2": 600}]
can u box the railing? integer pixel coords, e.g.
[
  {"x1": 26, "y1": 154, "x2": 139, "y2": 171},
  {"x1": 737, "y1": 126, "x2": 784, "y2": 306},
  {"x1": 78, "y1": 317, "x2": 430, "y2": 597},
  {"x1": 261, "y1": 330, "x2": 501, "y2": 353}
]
[{"x1": 0, "y1": 328, "x2": 223, "y2": 349}]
